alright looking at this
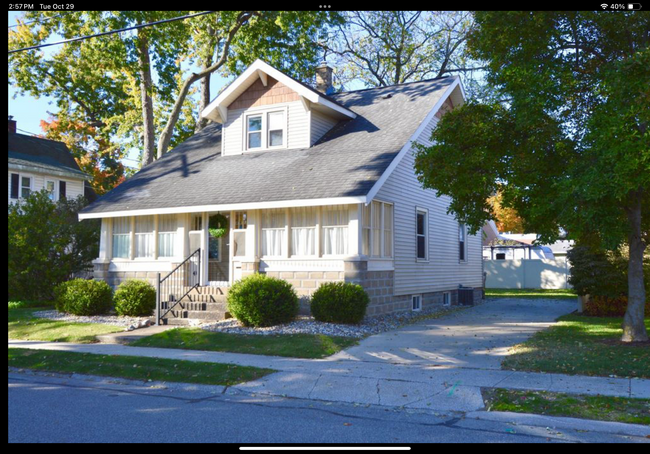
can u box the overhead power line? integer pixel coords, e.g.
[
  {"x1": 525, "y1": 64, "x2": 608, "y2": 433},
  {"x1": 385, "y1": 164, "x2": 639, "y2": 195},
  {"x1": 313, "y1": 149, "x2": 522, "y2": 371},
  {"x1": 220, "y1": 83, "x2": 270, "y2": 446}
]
[
  {"x1": 8, "y1": 13, "x2": 68, "y2": 29},
  {"x1": 8, "y1": 11, "x2": 216, "y2": 55}
]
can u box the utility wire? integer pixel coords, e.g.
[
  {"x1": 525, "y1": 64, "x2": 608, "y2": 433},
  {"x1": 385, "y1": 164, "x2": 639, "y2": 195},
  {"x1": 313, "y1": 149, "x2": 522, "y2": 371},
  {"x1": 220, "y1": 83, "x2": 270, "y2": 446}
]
[
  {"x1": 8, "y1": 11, "x2": 215, "y2": 54},
  {"x1": 8, "y1": 13, "x2": 68, "y2": 29}
]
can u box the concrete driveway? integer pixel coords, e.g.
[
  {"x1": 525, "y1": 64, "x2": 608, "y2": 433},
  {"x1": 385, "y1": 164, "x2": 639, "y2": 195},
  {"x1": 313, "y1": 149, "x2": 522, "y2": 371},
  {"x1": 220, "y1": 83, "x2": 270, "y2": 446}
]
[{"x1": 331, "y1": 298, "x2": 577, "y2": 369}]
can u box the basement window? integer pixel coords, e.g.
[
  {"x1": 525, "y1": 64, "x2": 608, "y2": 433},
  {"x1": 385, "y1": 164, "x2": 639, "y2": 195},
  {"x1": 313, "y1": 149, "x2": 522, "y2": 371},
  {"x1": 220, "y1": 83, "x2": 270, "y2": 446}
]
[{"x1": 412, "y1": 295, "x2": 422, "y2": 311}]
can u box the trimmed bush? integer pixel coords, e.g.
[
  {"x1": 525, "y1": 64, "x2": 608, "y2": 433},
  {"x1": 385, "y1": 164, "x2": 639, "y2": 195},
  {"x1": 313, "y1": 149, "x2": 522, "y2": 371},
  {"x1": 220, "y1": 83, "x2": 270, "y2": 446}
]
[
  {"x1": 54, "y1": 279, "x2": 113, "y2": 316},
  {"x1": 114, "y1": 280, "x2": 156, "y2": 317},
  {"x1": 583, "y1": 296, "x2": 650, "y2": 317},
  {"x1": 311, "y1": 282, "x2": 369, "y2": 325},
  {"x1": 227, "y1": 274, "x2": 299, "y2": 327}
]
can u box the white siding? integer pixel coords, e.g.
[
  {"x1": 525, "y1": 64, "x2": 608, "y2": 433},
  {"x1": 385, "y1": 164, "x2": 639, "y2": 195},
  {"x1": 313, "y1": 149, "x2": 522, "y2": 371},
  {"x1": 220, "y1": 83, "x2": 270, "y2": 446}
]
[
  {"x1": 375, "y1": 115, "x2": 484, "y2": 296},
  {"x1": 222, "y1": 101, "x2": 310, "y2": 155},
  {"x1": 8, "y1": 170, "x2": 85, "y2": 205},
  {"x1": 310, "y1": 109, "x2": 338, "y2": 145}
]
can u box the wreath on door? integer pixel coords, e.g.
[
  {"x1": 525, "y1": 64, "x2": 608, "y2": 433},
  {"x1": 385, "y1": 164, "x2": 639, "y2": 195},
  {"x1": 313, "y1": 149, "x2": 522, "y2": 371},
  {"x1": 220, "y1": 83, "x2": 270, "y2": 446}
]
[{"x1": 208, "y1": 213, "x2": 229, "y2": 238}]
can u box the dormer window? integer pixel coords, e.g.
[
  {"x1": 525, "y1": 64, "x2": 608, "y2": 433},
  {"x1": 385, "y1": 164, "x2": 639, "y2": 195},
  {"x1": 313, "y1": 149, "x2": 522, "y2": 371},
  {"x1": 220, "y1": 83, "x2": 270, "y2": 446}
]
[{"x1": 245, "y1": 109, "x2": 286, "y2": 151}]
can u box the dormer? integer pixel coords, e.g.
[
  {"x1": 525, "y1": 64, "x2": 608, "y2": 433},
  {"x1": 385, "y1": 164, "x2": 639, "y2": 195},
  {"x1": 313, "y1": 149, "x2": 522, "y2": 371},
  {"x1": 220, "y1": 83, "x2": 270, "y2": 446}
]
[{"x1": 201, "y1": 60, "x2": 356, "y2": 156}]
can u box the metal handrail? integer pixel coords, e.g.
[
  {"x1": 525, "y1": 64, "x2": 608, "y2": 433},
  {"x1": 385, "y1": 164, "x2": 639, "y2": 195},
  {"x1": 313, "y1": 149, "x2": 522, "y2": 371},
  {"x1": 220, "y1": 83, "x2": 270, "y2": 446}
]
[{"x1": 156, "y1": 248, "x2": 201, "y2": 325}]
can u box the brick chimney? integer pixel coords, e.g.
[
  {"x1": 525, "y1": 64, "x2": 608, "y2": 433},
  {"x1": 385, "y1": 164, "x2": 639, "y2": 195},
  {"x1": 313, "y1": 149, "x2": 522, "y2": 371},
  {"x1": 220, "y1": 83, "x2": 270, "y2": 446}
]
[
  {"x1": 8, "y1": 116, "x2": 16, "y2": 133},
  {"x1": 315, "y1": 62, "x2": 334, "y2": 95}
]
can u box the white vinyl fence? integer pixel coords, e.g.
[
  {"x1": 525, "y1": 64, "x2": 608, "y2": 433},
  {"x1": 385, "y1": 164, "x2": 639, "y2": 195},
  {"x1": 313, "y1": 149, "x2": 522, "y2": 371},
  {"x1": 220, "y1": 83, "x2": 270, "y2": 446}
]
[{"x1": 484, "y1": 257, "x2": 572, "y2": 289}]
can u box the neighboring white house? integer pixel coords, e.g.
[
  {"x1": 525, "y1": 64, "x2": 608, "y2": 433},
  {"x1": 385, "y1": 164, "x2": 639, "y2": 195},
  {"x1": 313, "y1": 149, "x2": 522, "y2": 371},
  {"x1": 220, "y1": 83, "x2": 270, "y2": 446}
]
[
  {"x1": 8, "y1": 117, "x2": 92, "y2": 205},
  {"x1": 79, "y1": 60, "x2": 484, "y2": 322}
]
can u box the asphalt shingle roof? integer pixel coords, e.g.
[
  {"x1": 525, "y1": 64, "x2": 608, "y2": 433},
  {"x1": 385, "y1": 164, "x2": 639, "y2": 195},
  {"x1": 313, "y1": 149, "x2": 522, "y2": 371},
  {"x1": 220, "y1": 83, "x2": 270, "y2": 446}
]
[
  {"x1": 8, "y1": 132, "x2": 88, "y2": 180},
  {"x1": 81, "y1": 76, "x2": 456, "y2": 215}
]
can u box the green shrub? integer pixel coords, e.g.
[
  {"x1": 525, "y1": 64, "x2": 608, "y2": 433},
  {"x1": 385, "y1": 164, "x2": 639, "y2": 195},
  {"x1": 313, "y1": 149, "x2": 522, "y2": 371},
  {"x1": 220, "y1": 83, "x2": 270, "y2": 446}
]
[
  {"x1": 311, "y1": 282, "x2": 369, "y2": 325},
  {"x1": 54, "y1": 279, "x2": 113, "y2": 316},
  {"x1": 8, "y1": 191, "x2": 99, "y2": 301},
  {"x1": 227, "y1": 274, "x2": 299, "y2": 327},
  {"x1": 114, "y1": 280, "x2": 156, "y2": 317}
]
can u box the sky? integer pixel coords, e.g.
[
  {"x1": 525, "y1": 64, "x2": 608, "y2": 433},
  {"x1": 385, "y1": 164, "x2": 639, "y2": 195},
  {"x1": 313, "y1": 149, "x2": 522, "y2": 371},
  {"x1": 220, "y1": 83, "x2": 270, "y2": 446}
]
[{"x1": 7, "y1": 11, "x2": 234, "y2": 168}]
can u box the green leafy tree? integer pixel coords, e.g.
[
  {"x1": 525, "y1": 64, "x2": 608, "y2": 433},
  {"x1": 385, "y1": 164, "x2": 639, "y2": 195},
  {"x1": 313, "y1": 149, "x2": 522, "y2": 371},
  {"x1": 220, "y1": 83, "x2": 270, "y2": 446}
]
[
  {"x1": 8, "y1": 192, "x2": 100, "y2": 301},
  {"x1": 414, "y1": 11, "x2": 649, "y2": 341}
]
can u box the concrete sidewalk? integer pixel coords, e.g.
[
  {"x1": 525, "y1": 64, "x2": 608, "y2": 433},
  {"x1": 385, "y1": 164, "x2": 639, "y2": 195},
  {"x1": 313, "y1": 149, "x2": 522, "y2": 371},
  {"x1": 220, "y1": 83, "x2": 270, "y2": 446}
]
[{"x1": 9, "y1": 339, "x2": 650, "y2": 413}]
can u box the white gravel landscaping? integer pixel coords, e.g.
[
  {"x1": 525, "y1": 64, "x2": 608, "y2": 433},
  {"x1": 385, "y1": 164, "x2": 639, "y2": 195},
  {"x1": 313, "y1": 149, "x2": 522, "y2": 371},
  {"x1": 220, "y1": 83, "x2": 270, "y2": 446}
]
[
  {"x1": 32, "y1": 310, "x2": 152, "y2": 329},
  {"x1": 200, "y1": 304, "x2": 462, "y2": 338}
]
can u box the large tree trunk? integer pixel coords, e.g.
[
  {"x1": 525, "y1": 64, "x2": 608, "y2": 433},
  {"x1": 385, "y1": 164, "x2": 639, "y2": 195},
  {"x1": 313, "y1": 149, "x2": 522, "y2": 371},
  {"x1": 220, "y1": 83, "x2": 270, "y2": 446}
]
[
  {"x1": 194, "y1": 72, "x2": 211, "y2": 133},
  {"x1": 137, "y1": 31, "x2": 156, "y2": 167},
  {"x1": 622, "y1": 194, "x2": 648, "y2": 342}
]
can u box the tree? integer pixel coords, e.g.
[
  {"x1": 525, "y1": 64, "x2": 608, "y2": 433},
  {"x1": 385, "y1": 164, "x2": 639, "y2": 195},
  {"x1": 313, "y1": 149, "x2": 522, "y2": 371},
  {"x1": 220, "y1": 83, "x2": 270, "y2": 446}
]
[
  {"x1": 487, "y1": 191, "x2": 526, "y2": 233},
  {"x1": 8, "y1": 192, "x2": 100, "y2": 301},
  {"x1": 414, "y1": 11, "x2": 649, "y2": 341},
  {"x1": 319, "y1": 11, "x2": 487, "y2": 97}
]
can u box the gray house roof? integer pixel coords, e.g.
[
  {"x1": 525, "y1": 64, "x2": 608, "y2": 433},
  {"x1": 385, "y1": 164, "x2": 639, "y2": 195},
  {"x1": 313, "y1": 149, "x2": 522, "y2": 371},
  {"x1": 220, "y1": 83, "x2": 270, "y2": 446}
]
[
  {"x1": 81, "y1": 76, "x2": 457, "y2": 217},
  {"x1": 8, "y1": 132, "x2": 90, "y2": 181}
]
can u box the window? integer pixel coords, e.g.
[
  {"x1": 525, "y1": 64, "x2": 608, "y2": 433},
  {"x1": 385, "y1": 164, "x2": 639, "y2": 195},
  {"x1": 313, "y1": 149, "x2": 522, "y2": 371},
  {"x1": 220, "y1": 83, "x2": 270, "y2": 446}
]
[
  {"x1": 20, "y1": 176, "x2": 32, "y2": 198},
  {"x1": 412, "y1": 295, "x2": 422, "y2": 311},
  {"x1": 59, "y1": 181, "x2": 67, "y2": 200},
  {"x1": 442, "y1": 292, "x2": 451, "y2": 307},
  {"x1": 262, "y1": 209, "x2": 286, "y2": 257},
  {"x1": 496, "y1": 252, "x2": 506, "y2": 260},
  {"x1": 245, "y1": 110, "x2": 286, "y2": 151},
  {"x1": 267, "y1": 111, "x2": 284, "y2": 147},
  {"x1": 45, "y1": 180, "x2": 56, "y2": 201},
  {"x1": 112, "y1": 217, "x2": 131, "y2": 259},
  {"x1": 322, "y1": 206, "x2": 349, "y2": 255},
  {"x1": 416, "y1": 209, "x2": 428, "y2": 260},
  {"x1": 135, "y1": 216, "x2": 155, "y2": 258},
  {"x1": 362, "y1": 201, "x2": 393, "y2": 258},
  {"x1": 247, "y1": 115, "x2": 262, "y2": 149},
  {"x1": 158, "y1": 215, "x2": 177, "y2": 258},
  {"x1": 233, "y1": 212, "x2": 247, "y2": 257},
  {"x1": 291, "y1": 207, "x2": 317, "y2": 256},
  {"x1": 459, "y1": 223, "x2": 466, "y2": 262}
]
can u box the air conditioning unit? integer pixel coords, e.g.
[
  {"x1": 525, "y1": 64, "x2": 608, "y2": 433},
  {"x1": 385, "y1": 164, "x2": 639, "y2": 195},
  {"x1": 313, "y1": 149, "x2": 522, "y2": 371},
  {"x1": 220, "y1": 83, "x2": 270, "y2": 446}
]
[{"x1": 458, "y1": 286, "x2": 475, "y2": 306}]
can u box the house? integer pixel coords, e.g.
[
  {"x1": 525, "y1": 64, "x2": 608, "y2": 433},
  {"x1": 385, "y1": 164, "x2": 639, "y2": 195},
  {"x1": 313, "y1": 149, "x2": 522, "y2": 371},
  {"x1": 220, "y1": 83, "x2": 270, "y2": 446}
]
[
  {"x1": 482, "y1": 229, "x2": 574, "y2": 261},
  {"x1": 8, "y1": 117, "x2": 94, "y2": 205},
  {"x1": 79, "y1": 60, "x2": 484, "y2": 323}
]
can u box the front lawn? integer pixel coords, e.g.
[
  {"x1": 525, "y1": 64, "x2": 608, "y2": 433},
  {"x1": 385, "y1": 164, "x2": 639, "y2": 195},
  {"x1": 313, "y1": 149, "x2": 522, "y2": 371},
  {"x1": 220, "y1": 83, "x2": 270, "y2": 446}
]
[
  {"x1": 130, "y1": 328, "x2": 359, "y2": 359},
  {"x1": 8, "y1": 348, "x2": 274, "y2": 386},
  {"x1": 503, "y1": 314, "x2": 650, "y2": 378},
  {"x1": 485, "y1": 288, "x2": 577, "y2": 299},
  {"x1": 483, "y1": 388, "x2": 650, "y2": 426},
  {"x1": 8, "y1": 304, "x2": 123, "y2": 343}
]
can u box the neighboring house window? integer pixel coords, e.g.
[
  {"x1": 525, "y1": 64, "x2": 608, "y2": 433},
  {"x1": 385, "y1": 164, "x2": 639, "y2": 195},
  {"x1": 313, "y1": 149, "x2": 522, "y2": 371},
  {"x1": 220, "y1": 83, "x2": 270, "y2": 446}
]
[
  {"x1": 112, "y1": 217, "x2": 131, "y2": 259},
  {"x1": 245, "y1": 110, "x2": 286, "y2": 151},
  {"x1": 45, "y1": 180, "x2": 56, "y2": 201},
  {"x1": 459, "y1": 223, "x2": 466, "y2": 262},
  {"x1": 412, "y1": 295, "x2": 422, "y2": 311},
  {"x1": 158, "y1": 214, "x2": 177, "y2": 258},
  {"x1": 262, "y1": 209, "x2": 286, "y2": 257},
  {"x1": 10, "y1": 174, "x2": 20, "y2": 199},
  {"x1": 59, "y1": 181, "x2": 67, "y2": 200},
  {"x1": 496, "y1": 252, "x2": 506, "y2": 260},
  {"x1": 20, "y1": 176, "x2": 32, "y2": 198},
  {"x1": 291, "y1": 207, "x2": 317, "y2": 256},
  {"x1": 361, "y1": 201, "x2": 394, "y2": 258},
  {"x1": 416, "y1": 209, "x2": 428, "y2": 260},
  {"x1": 135, "y1": 216, "x2": 155, "y2": 258},
  {"x1": 322, "y1": 206, "x2": 349, "y2": 255}
]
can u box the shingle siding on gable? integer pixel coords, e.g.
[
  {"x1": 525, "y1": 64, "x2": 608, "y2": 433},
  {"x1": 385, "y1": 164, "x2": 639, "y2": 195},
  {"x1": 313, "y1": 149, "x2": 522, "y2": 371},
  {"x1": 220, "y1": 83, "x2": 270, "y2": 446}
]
[
  {"x1": 375, "y1": 114, "x2": 483, "y2": 296},
  {"x1": 229, "y1": 77, "x2": 300, "y2": 110}
]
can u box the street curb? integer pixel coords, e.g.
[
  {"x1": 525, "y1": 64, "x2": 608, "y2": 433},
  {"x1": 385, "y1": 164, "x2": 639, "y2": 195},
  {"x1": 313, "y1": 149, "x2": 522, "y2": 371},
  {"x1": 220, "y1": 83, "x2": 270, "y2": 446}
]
[{"x1": 465, "y1": 410, "x2": 650, "y2": 438}]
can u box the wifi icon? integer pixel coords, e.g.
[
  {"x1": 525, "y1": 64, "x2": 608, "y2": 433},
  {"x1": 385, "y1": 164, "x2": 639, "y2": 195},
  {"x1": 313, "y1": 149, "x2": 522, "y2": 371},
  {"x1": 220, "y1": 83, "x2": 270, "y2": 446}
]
[{"x1": 600, "y1": 3, "x2": 609, "y2": 8}]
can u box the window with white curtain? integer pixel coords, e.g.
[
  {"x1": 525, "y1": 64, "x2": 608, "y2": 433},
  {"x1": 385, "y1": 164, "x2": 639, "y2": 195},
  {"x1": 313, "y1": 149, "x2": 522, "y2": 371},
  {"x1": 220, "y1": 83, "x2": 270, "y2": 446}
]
[
  {"x1": 371, "y1": 201, "x2": 382, "y2": 256},
  {"x1": 383, "y1": 204, "x2": 393, "y2": 257},
  {"x1": 322, "y1": 206, "x2": 349, "y2": 255},
  {"x1": 361, "y1": 204, "x2": 371, "y2": 256},
  {"x1": 158, "y1": 214, "x2": 177, "y2": 258},
  {"x1": 262, "y1": 209, "x2": 286, "y2": 257},
  {"x1": 291, "y1": 207, "x2": 317, "y2": 256},
  {"x1": 135, "y1": 216, "x2": 155, "y2": 258},
  {"x1": 112, "y1": 217, "x2": 131, "y2": 259},
  {"x1": 361, "y1": 201, "x2": 393, "y2": 258}
]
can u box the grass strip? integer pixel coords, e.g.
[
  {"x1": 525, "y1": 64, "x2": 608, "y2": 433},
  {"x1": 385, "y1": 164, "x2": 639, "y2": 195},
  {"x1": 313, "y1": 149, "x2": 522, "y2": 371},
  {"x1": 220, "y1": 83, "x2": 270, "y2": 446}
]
[
  {"x1": 8, "y1": 307, "x2": 123, "y2": 343},
  {"x1": 131, "y1": 328, "x2": 359, "y2": 359},
  {"x1": 485, "y1": 288, "x2": 577, "y2": 299},
  {"x1": 8, "y1": 347, "x2": 275, "y2": 386},
  {"x1": 483, "y1": 388, "x2": 650, "y2": 426},
  {"x1": 502, "y1": 315, "x2": 650, "y2": 378}
]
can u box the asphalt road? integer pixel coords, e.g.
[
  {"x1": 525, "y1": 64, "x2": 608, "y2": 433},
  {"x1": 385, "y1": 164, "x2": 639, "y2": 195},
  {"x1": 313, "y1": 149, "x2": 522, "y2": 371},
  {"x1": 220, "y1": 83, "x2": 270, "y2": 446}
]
[{"x1": 8, "y1": 373, "x2": 649, "y2": 444}]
